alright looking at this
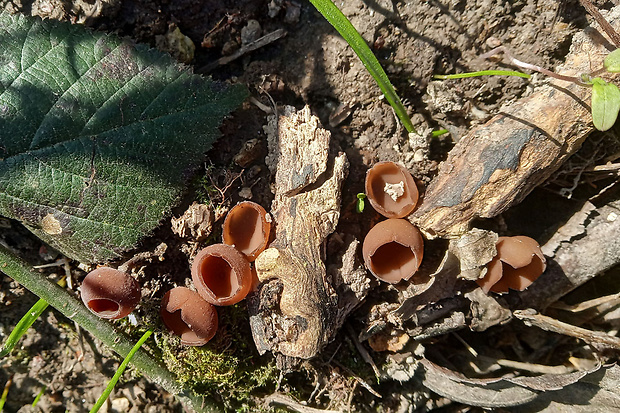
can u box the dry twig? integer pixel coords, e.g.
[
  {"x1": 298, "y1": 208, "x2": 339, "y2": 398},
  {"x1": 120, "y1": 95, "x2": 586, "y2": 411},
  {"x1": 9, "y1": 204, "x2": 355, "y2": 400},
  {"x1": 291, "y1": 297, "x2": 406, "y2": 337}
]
[{"x1": 514, "y1": 309, "x2": 620, "y2": 350}]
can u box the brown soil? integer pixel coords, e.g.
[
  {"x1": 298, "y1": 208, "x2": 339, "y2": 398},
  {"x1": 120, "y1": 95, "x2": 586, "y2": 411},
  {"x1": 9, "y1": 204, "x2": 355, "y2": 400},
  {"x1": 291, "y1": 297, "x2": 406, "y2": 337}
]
[{"x1": 0, "y1": 0, "x2": 612, "y2": 412}]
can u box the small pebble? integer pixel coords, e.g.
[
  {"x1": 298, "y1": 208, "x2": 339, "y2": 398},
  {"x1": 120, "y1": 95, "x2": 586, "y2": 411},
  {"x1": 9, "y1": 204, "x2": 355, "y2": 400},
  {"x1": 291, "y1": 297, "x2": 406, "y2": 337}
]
[
  {"x1": 241, "y1": 20, "x2": 262, "y2": 45},
  {"x1": 239, "y1": 187, "x2": 253, "y2": 199}
]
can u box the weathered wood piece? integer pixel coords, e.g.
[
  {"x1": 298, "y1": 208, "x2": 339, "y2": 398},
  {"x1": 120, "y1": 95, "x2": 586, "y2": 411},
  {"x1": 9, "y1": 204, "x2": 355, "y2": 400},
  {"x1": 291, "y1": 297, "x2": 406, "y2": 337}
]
[
  {"x1": 410, "y1": 19, "x2": 616, "y2": 238},
  {"x1": 248, "y1": 106, "x2": 364, "y2": 361},
  {"x1": 514, "y1": 309, "x2": 620, "y2": 350}
]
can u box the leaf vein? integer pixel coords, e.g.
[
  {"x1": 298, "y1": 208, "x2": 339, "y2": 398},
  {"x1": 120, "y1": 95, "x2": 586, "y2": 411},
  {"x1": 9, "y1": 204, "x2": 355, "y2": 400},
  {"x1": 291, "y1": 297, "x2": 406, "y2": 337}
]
[{"x1": 28, "y1": 40, "x2": 123, "y2": 150}]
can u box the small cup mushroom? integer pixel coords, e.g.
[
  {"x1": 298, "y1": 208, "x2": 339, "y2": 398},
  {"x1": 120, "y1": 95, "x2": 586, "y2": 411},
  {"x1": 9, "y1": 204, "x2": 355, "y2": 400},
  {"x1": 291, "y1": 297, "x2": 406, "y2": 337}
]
[
  {"x1": 476, "y1": 236, "x2": 546, "y2": 294},
  {"x1": 191, "y1": 243, "x2": 252, "y2": 306},
  {"x1": 222, "y1": 201, "x2": 271, "y2": 261},
  {"x1": 362, "y1": 218, "x2": 424, "y2": 284},
  {"x1": 160, "y1": 287, "x2": 218, "y2": 346},
  {"x1": 365, "y1": 161, "x2": 419, "y2": 218},
  {"x1": 81, "y1": 267, "x2": 141, "y2": 320}
]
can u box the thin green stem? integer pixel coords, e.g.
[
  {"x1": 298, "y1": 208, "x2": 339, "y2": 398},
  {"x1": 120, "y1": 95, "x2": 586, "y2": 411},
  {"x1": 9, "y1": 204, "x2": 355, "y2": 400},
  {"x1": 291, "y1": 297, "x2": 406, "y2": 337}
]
[
  {"x1": 309, "y1": 0, "x2": 416, "y2": 133},
  {"x1": 90, "y1": 330, "x2": 153, "y2": 413},
  {"x1": 1, "y1": 277, "x2": 65, "y2": 358},
  {"x1": 434, "y1": 70, "x2": 531, "y2": 80},
  {"x1": 431, "y1": 129, "x2": 449, "y2": 137},
  {"x1": 0, "y1": 245, "x2": 218, "y2": 413}
]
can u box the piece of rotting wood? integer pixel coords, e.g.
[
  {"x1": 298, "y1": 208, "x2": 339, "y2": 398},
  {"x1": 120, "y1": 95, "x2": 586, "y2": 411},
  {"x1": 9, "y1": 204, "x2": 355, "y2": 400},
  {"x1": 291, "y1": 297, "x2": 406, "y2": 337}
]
[
  {"x1": 410, "y1": 13, "x2": 619, "y2": 238},
  {"x1": 248, "y1": 106, "x2": 365, "y2": 363}
]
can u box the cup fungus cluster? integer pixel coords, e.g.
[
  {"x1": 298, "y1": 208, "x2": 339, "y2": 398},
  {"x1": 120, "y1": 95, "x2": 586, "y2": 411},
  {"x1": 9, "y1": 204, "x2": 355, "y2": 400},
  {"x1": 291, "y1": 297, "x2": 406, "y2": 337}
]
[
  {"x1": 362, "y1": 162, "x2": 424, "y2": 284},
  {"x1": 476, "y1": 235, "x2": 546, "y2": 294},
  {"x1": 79, "y1": 201, "x2": 272, "y2": 347},
  {"x1": 160, "y1": 201, "x2": 271, "y2": 346}
]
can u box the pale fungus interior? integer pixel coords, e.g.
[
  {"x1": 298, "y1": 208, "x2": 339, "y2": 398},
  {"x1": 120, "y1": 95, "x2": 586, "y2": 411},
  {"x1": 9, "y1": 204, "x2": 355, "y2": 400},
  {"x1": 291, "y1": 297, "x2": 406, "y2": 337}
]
[
  {"x1": 369, "y1": 241, "x2": 418, "y2": 283},
  {"x1": 200, "y1": 255, "x2": 238, "y2": 299},
  {"x1": 88, "y1": 299, "x2": 120, "y2": 316},
  {"x1": 225, "y1": 206, "x2": 263, "y2": 255},
  {"x1": 370, "y1": 164, "x2": 410, "y2": 212}
]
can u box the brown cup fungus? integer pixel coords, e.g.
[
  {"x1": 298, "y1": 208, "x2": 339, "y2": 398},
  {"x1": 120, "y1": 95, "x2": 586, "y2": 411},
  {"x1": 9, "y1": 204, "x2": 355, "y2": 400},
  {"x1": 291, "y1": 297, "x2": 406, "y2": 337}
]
[
  {"x1": 81, "y1": 267, "x2": 141, "y2": 320},
  {"x1": 222, "y1": 201, "x2": 271, "y2": 261},
  {"x1": 477, "y1": 236, "x2": 546, "y2": 294},
  {"x1": 362, "y1": 219, "x2": 424, "y2": 284},
  {"x1": 365, "y1": 162, "x2": 419, "y2": 218},
  {"x1": 160, "y1": 287, "x2": 218, "y2": 346},
  {"x1": 191, "y1": 243, "x2": 252, "y2": 306}
]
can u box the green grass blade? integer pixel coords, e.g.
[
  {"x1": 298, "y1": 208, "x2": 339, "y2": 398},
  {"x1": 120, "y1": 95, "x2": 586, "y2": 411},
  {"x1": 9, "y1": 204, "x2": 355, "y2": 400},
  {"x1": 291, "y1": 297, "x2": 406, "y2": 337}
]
[
  {"x1": 309, "y1": 0, "x2": 415, "y2": 133},
  {"x1": 31, "y1": 386, "x2": 46, "y2": 408},
  {"x1": 90, "y1": 329, "x2": 153, "y2": 413},
  {"x1": 1, "y1": 277, "x2": 66, "y2": 358},
  {"x1": 434, "y1": 70, "x2": 531, "y2": 80},
  {"x1": 431, "y1": 129, "x2": 449, "y2": 137},
  {"x1": 0, "y1": 298, "x2": 49, "y2": 358},
  {"x1": 0, "y1": 376, "x2": 11, "y2": 412}
]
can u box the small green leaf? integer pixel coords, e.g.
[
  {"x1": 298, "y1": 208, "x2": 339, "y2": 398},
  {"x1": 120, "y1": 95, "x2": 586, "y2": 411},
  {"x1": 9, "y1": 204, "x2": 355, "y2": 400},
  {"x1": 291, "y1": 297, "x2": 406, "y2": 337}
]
[
  {"x1": 356, "y1": 193, "x2": 366, "y2": 213},
  {"x1": 604, "y1": 48, "x2": 620, "y2": 73},
  {"x1": 31, "y1": 386, "x2": 46, "y2": 408},
  {"x1": 591, "y1": 78, "x2": 620, "y2": 131},
  {"x1": 0, "y1": 12, "x2": 247, "y2": 263}
]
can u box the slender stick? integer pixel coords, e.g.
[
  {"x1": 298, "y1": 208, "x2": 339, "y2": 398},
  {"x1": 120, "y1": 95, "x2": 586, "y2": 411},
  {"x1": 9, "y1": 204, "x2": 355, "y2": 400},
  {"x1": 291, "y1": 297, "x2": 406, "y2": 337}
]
[
  {"x1": 0, "y1": 244, "x2": 218, "y2": 413},
  {"x1": 514, "y1": 310, "x2": 620, "y2": 350},
  {"x1": 579, "y1": 0, "x2": 620, "y2": 48}
]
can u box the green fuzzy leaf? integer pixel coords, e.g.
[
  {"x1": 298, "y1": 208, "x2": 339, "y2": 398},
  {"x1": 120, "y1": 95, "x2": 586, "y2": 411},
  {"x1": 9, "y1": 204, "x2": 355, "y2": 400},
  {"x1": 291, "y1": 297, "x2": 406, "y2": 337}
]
[
  {"x1": 604, "y1": 48, "x2": 620, "y2": 73},
  {"x1": 591, "y1": 78, "x2": 620, "y2": 131},
  {"x1": 0, "y1": 12, "x2": 247, "y2": 263}
]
